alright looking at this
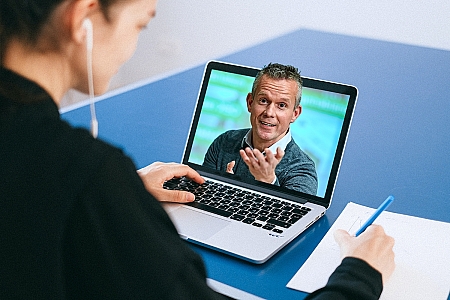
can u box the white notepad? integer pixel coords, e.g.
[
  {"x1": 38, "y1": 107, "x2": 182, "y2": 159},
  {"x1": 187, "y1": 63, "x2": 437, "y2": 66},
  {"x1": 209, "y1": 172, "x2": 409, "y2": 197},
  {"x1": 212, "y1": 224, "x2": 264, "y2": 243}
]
[{"x1": 287, "y1": 202, "x2": 450, "y2": 300}]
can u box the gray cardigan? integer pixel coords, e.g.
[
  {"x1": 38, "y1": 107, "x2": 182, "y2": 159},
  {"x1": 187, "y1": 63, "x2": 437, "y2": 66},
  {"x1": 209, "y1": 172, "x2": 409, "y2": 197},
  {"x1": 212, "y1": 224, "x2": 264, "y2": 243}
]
[{"x1": 203, "y1": 129, "x2": 318, "y2": 195}]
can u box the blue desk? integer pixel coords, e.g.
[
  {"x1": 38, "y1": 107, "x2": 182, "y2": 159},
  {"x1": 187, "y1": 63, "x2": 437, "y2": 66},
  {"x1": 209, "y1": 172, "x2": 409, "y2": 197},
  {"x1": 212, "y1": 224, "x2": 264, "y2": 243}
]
[{"x1": 62, "y1": 29, "x2": 450, "y2": 299}]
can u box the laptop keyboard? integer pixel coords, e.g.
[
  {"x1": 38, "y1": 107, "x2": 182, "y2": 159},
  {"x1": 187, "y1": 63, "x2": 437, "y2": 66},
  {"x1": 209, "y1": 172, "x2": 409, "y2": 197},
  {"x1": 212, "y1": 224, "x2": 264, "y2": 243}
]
[{"x1": 163, "y1": 177, "x2": 311, "y2": 234}]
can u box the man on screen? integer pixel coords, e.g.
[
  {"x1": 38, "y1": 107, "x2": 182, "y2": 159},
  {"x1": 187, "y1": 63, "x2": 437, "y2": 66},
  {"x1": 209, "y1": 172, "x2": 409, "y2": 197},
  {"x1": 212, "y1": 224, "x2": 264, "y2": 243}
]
[{"x1": 203, "y1": 63, "x2": 318, "y2": 195}]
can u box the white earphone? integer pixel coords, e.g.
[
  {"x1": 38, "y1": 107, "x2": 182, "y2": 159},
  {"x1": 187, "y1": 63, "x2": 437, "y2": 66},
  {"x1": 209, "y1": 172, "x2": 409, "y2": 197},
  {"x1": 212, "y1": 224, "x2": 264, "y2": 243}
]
[
  {"x1": 83, "y1": 18, "x2": 98, "y2": 138},
  {"x1": 82, "y1": 18, "x2": 93, "y2": 52}
]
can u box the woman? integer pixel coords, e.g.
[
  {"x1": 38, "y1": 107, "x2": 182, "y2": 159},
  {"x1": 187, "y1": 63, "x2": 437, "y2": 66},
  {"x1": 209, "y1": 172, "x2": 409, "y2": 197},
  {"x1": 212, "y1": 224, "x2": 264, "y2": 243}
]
[{"x1": 0, "y1": 0, "x2": 394, "y2": 299}]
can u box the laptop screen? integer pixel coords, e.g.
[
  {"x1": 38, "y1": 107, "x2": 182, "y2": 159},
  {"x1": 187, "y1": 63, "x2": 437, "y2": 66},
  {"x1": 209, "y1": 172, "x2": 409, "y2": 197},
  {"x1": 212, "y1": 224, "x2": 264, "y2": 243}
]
[{"x1": 183, "y1": 61, "x2": 357, "y2": 206}]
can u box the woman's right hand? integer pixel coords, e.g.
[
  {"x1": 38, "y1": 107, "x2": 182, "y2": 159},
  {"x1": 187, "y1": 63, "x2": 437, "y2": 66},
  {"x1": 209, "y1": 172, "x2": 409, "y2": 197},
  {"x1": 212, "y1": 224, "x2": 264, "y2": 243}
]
[{"x1": 334, "y1": 224, "x2": 395, "y2": 284}]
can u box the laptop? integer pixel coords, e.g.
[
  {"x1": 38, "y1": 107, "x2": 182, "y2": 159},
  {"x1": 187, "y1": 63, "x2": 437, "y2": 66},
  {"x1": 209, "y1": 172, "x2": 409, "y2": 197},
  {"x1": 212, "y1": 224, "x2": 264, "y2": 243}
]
[{"x1": 163, "y1": 60, "x2": 358, "y2": 263}]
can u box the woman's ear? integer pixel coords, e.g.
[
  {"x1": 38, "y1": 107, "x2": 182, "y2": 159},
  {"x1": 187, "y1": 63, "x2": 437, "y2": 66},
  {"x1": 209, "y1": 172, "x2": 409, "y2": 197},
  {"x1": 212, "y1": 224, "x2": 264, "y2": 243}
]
[{"x1": 64, "y1": 0, "x2": 99, "y2": 45}]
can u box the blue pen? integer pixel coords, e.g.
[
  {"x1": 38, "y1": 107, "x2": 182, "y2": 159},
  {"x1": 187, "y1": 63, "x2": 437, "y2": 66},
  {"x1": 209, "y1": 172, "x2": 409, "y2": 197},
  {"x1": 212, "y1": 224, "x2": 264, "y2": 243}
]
[{"x1": 355, "y1": 195, "x2": 394, "y2": 237}]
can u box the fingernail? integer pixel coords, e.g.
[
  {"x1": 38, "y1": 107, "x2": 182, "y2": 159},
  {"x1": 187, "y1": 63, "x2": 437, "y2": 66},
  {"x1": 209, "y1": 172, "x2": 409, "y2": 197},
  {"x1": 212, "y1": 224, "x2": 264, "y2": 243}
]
[{"x1": 187, "y1": 194, "x2": 195, "y2": 202}]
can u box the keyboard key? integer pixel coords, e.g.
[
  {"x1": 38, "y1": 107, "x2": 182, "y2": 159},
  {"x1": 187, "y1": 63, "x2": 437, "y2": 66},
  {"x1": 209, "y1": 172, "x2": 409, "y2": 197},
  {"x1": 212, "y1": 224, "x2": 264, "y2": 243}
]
[
  {"x1": 230, "y1": 214, "x2": 245, "y2": 221},
  {"x1": 268, "y1": 213, "x2": 279, "y2": 219},
  {"x1": 237, "y1": 210, "x2": 248, "y2": 216},
  {"x1": 186, "y1": 202, "x2": 232, "y2": 218},
  {"x1": 267, "y1": 218, "x2": 291, "y2": 228},
  {"x1": 247, "y1": 213, "x2": 258, "y2": 219},
  {"x1": 271, "y1": 208, "x2": 282, "y2": 214},
  {"x1": 262, "y1": 224, "x2": 275, "y2": 231},
  {"x1": 281, "y1": 211, "x2": 292, "y2": 217},
  {"x1": 163, "y1": 180, "x2": 179, "y2": 189},
  {"x1": 217, "y1": 204, "x2": 230, "y2": 210},
  {"x1": 259, "y1": 210, "x2": 269, "y2": 216},
  {"x1": 239, "y1": 205, "x2": 251, "y2": 211},
  {"x1": 278, "y1": 216, "x2": 289, "y2": 222},
  {"x1": 242, "y1": 218, "x2": 255, "y2": 224},
  {"x1": 293, "y1": 208, "x2": 310, "y2": 215},
  {"x1": 253, "y1": 198, "x2": 264, "y2": 203},
  {"x1": 227, "y1": 207, "x2": 239, "y2": 213},
  {"x1": 248, "y1": 207, "x2": 259, "y2": 214}
]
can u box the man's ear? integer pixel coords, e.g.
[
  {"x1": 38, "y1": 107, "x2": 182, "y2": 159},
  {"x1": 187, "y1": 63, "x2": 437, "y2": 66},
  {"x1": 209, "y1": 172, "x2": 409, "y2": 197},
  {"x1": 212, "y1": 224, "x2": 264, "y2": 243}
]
[
  {"x1": 246, "y1": 93, "x2": 253, "y2": 112},
  {"x1": 291, "y1": 105, "x2": 302, "y2": 123}
]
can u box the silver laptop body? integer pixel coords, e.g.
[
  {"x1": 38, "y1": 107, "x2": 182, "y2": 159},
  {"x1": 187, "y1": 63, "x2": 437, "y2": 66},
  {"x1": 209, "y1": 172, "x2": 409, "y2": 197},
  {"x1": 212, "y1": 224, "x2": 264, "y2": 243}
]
[{"x1": 164, "y1": 61, "x2": 358, "y2": 263}]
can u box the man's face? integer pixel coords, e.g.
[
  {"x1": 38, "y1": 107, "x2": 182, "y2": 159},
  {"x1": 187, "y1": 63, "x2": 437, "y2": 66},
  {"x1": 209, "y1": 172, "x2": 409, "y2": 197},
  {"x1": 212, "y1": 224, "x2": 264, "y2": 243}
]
[{"x1": 246, "y1": 75, "x2": 301, "y2": 150}]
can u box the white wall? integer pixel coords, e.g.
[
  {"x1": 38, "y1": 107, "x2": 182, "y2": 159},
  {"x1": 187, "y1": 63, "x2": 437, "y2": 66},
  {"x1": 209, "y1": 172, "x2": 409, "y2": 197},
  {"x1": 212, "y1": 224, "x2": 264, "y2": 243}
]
[{"x1": 62, "y1": 0, "x2": 450, "y2": 107}]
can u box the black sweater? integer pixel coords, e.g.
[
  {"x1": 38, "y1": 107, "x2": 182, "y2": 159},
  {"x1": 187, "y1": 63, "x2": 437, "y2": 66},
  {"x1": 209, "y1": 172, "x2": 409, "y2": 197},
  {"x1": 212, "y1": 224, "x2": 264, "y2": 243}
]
[{"x1": 0, "y1": 67, "x2": 382, "y2": 299}]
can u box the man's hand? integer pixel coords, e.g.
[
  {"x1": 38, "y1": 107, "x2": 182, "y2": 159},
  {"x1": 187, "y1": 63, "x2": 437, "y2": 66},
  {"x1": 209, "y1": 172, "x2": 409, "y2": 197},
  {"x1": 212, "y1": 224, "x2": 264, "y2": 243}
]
[
  {"x1": 334, "y1": 224, "x2": 395, "y2": 284},
  {"x1": 226, "y1": 161, "x2": 235, "y2": 174},
  {"x1": 239, "y1": 147, "x2": 284, "y2": 183},
  {"x1": 137, "y1": 162, "x2": 205, "y2": 203}
]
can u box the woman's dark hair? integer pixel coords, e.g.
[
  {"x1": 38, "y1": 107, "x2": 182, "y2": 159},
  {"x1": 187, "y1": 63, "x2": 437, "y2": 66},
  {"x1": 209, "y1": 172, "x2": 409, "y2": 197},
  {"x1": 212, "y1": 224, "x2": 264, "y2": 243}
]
[{"x1": 0, "y1": 0, "x2": 121, "y2": 64}]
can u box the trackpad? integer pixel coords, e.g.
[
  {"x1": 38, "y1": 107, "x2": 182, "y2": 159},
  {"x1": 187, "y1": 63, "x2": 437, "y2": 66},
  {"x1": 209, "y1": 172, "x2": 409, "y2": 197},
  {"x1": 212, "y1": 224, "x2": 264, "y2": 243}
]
[{"x1": 168, "y1": 206, "x2": 230, "y2": 240}]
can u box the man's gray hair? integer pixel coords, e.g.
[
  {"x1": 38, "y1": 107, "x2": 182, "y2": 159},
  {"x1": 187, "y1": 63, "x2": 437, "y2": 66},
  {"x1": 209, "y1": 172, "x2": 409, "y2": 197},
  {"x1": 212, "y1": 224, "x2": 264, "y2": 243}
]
[{"x1": 252, "y1": 63, "x2": 303, "y2": 108}]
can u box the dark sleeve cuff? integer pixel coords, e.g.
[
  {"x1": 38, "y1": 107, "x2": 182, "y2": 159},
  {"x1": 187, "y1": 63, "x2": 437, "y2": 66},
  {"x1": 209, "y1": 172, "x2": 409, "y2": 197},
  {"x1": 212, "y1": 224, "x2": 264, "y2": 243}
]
[
  {"x1": 273, "y1": 176, "x2": 280, "y2": 186},
  {"x1": 305, "y1": 257, "x2": 383, "y2": 300}
]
